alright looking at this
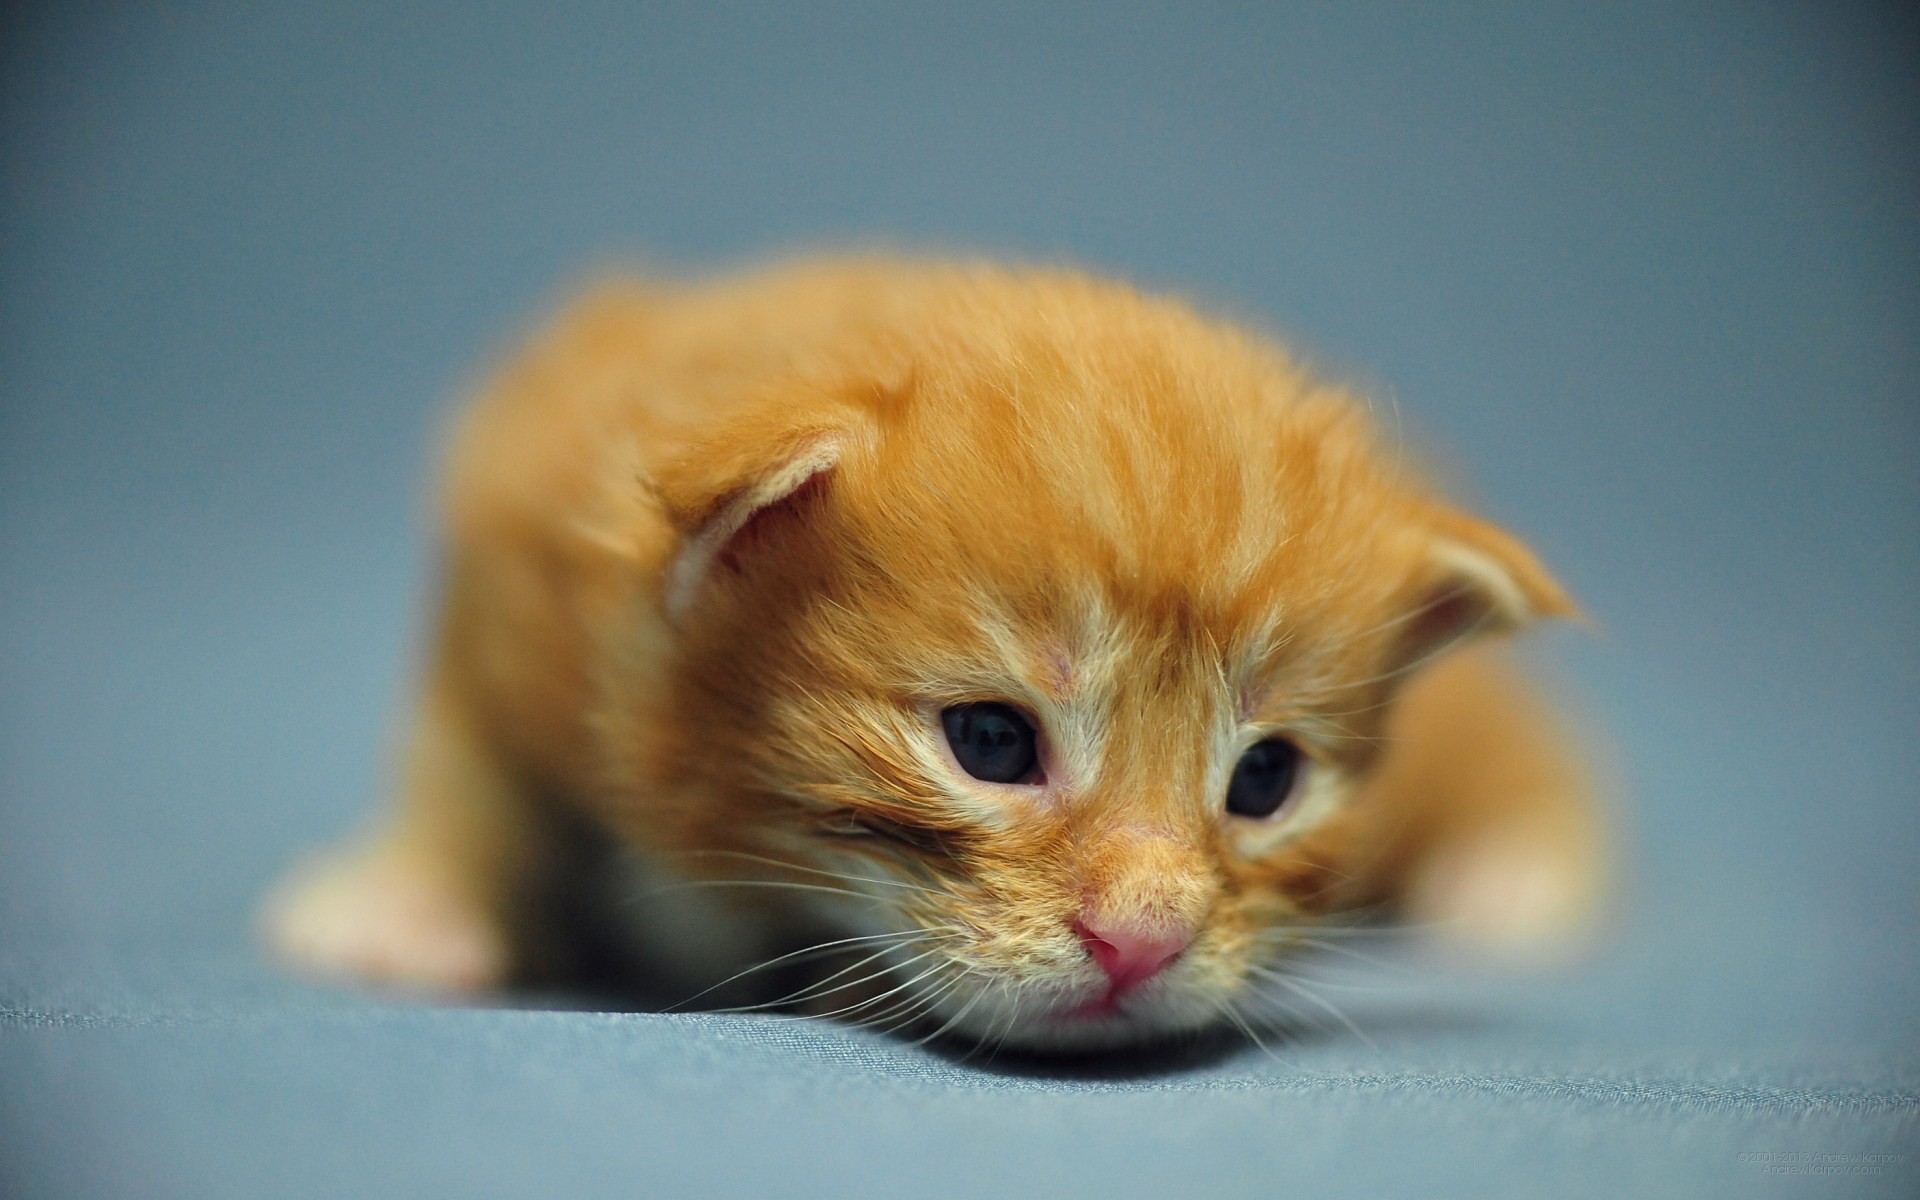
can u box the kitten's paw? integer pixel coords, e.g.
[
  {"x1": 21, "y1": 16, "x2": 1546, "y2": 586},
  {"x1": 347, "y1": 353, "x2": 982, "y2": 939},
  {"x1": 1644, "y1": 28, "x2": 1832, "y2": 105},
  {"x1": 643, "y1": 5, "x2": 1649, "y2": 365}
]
[
  {"x1": 261, "y1": 844, "x2": 511, "y2": 993},
  {"x1": 1406, "y1": 815, "x2": 1602, "y2": 957}
]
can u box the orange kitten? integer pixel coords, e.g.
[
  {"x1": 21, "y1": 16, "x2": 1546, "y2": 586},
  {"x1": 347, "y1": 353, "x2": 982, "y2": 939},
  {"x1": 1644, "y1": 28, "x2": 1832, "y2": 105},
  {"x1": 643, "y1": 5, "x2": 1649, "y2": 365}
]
[{"x1": 263, "y1": 259, "x2": 1602, "y2": 1050}]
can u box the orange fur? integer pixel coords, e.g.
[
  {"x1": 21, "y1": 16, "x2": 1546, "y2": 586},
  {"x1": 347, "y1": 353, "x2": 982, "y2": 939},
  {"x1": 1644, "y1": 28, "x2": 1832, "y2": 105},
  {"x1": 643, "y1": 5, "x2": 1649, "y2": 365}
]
[{"x1": 262, "y1": 258, "x2": 1603, "y2": 1049}]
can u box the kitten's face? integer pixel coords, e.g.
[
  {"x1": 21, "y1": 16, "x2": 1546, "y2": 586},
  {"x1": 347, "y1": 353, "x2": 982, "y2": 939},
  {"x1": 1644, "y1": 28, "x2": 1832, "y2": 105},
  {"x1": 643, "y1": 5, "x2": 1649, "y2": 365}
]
[{"x1": 641, "y1": 278, "x2": 1562, "y2": 1050}]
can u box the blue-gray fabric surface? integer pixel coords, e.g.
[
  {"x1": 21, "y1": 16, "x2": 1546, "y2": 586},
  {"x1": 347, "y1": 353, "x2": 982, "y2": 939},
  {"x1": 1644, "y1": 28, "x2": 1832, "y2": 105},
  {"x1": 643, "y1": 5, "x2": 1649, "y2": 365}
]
[{"x1": 2, "y1": 3, "x2": 1915, "y2": 1197}]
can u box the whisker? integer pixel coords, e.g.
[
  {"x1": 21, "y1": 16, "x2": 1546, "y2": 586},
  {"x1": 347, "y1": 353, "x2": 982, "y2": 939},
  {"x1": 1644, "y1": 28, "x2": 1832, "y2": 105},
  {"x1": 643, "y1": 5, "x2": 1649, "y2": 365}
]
[
  {"x1": 710, "y1": 955, "x2": 902, "y2": 1016},
  {"x1": 979, "y1": 985, "x2": 1037, "y2": 1067},
  {"x1": 848, "y1": 980, "x2": 945, "y2": 1035},
  {"x1": 1219, "y1": 999, "x2": 1296, "y2": 1070},
  {"x1": 628, "y1": 878, "x2": 891, "y2": 905},
  {"x1": 662, "y1": 849, "x2": 945, "y2": 897},
  {"x1": 873, "y1": 968, "x2": 974, "y2": 1039},
  {"x1": 860, "y1": 959, "x2": 965, "y2": 1024},
  {"x1": 713, "y1": 942, "x2": 947, "y2": 1015},
  {"x1": 1256, "y1": 910, "x2": 1472, "y2": 941},
  {"x1": 807, "y1": 959, "x2": 954, "y2": 1022},
  {"x1": 665, "y1": 928, "x2": 954, "y2": 1012},
  {"x1": 1249, "y1": 934, "x2": 1416, "y2": 974},
  {"x1": 784, "y1": 941, "x2": 961, "y2": 1006},
  {"x1": 995, "y1": 994, "x2": 1026, "y2": 1061},
  {"x1": 1292, "y1": 936, "x2": 1412, "y2": 970},
  {"x1": 1245, "y1": 968, "x2": 1377, "y2": 1051},
  {"x1": 1248, "y1": 921, "x2": 1412, "y2": 940},
  {"x1": 961, "y1": 988, "x2": 1016, "y2": 1067},
  {"x1": 907, "y1": 969, "x2": 989, "y2": 1047},
  {"x1": 1245, "y1": 962, "x2": 1393, "y2": 995}
]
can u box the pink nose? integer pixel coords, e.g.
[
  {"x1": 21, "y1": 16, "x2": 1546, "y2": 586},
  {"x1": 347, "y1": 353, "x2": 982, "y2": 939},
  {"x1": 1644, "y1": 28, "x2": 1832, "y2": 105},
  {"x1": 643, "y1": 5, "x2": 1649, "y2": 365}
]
[{"x1": 1074, "y1": 918, "x2": 1192, "y2": 994}]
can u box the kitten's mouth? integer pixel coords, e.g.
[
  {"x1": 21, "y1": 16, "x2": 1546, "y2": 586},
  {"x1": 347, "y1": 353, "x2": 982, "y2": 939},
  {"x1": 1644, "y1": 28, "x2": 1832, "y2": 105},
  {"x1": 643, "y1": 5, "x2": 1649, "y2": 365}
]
[
  {"x1": 1055, "y1": 978, "x2": 1154, "y2": 1023},
  {"x1": 911, "y1": 971, "x2": 1217, "y2": 1052},
  {"x1": 1021, "y1": 984, "x2": 1198, "y2": 1048}
]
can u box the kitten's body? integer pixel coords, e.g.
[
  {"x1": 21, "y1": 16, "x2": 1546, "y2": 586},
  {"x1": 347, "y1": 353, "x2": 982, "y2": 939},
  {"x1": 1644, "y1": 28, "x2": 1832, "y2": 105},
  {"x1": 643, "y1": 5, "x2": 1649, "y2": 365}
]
[{"x1": 266, "y1": 260, "x2": 1600, "y2": 1050}]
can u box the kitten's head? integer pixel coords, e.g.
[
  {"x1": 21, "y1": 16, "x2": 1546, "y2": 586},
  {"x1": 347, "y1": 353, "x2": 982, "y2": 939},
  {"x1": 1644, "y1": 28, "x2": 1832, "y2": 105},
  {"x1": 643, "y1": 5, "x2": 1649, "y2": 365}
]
[{"x1": 629, "y1": 265, "x2": 1569, "y2": 1050}]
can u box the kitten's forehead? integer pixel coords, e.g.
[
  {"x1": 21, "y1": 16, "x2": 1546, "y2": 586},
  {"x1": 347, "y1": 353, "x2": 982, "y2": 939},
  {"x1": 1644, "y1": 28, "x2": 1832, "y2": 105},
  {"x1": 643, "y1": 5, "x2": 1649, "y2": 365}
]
[{"x1": 848, "y1": 318, "x2": 1409, "y2": 652}]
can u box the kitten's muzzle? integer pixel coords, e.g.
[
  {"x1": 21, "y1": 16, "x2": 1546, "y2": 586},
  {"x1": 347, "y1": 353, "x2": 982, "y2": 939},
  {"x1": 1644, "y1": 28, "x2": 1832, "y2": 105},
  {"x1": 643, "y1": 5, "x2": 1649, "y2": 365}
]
[{"x1": 1073, "y1": 917, "x2": 1192, "y2": 997}]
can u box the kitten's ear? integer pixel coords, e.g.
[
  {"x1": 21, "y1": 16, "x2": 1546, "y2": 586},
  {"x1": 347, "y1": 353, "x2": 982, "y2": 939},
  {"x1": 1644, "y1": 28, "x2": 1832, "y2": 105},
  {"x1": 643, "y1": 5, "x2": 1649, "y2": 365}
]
[
  {"x1": 1395, "y1": 508, "x2": 1576, "y2": 666},
  {"x1": 651, "y1": 404, "x2": 866, "y2": 621}
]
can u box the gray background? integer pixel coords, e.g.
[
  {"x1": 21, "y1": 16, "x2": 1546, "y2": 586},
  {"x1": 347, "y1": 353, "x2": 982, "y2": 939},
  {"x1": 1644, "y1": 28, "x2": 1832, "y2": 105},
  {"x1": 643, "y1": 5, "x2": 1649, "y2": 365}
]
[{"x1": 2, "y1": 2, "x2": 1915, "y2": 1196}]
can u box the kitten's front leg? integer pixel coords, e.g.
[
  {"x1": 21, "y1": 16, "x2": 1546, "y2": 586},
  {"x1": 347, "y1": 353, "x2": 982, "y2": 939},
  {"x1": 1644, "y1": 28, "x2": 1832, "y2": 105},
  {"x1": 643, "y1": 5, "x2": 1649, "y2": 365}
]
[{"x1": 261, "y1": 678, "x2": 557, "y2": 993}]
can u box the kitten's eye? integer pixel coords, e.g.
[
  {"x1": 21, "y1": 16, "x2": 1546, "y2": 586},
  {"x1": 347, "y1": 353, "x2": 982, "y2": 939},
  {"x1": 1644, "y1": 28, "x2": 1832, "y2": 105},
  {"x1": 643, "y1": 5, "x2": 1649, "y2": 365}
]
[
  {"x1": 1225, "y1": 737, "x2": 1303, "y2": 818},
  {"x1": 940, "y1": 703, "x2": 1041, "y2": 785}
]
